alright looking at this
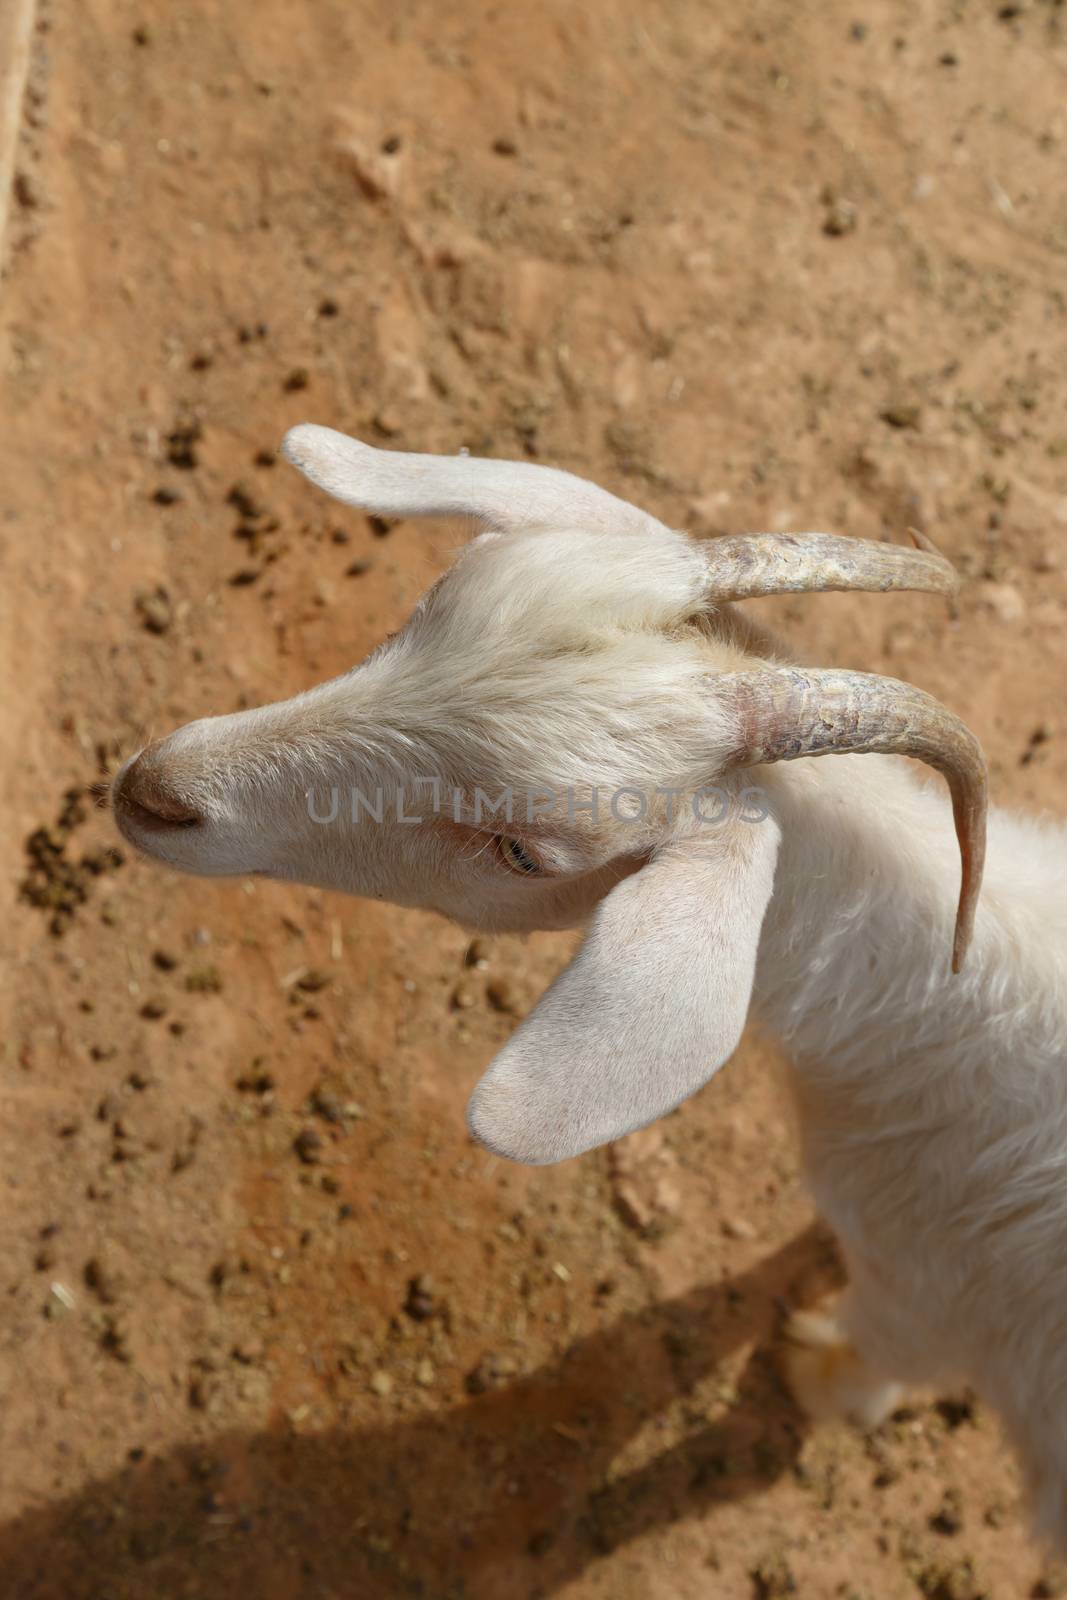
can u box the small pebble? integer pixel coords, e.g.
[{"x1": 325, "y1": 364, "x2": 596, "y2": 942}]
[
  {"x1": 309, "y1": 1087, "x2": 345, "y2": 1124},
  {"x1": 293, "y1": 1127, "x2": 324, "y2": 1165},
  {"x1": 930, "y1": 1486, "x2": 964, "y2": 1536},
  {"x1": 84, "y1": 1256, "x2": 121, "y2": 1304},
  {"x1": 465, "y1": 1351, "x2": 517, "y2": 1395},
  {"x1": 750, "y1": 1553, "x2": 796, "y2": 1600},
  {"x1": 14, "y1": 170, "x2": 42, "y2": 209},
  {"x1": 880, "y1": 400, "x2": 922, "y2": 430},
  {"x1": 236, "y1": 1063, "x2": 275, "y2": 1094},
  {"x1": 100, "y1": 1314, "x2": 132, "y2": 1363},
  {"x1": 135, "y1": 586, "x2": 173, "y2": 635},
  {"x1": 822, "y1": 196, "x2": 857, "y2": 237},
  {"x1": 227, "y1": 481, "x2": 264, "y2": 520},
  {"x1": 486, "y1": 977, "x2": 521, "y2": 1015},
  {"x1": 404, "y1": 1274, "x2": 437, "y2": 1322},
  {"x1": 185, "y1": 966, "x2": 222, "y2": 994},
  {"x1": 981, "y1": 581, "x2": 1026, "y2": 624},
  {"x1": 452, "y1": 981, "x2": 477, "y2": 1011}
]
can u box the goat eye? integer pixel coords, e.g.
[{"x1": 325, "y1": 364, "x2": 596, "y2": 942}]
[{"x1": 497, "y1": 836, "x2": 542, "y2": 876}]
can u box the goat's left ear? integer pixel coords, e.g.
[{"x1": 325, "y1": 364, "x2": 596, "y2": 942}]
[{"x1": 466, "y1": 815, "x2": 781, "y2": 1164}]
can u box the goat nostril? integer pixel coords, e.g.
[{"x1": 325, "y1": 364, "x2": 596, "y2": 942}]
[
  {"x1": 123, "y1": 794, "x2": 200, "y2": 829},
  {"x1": 114, "y1": 754, "x2": 201, "y2": 831}
]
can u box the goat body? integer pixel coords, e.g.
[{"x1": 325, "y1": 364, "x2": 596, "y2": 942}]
[
  {"x1": 112, "y1": 427, "x2": 1067, "y2": 1545},
  {"x1": 764, "y1": 752, "x2": 1067, "y2": 1541}
]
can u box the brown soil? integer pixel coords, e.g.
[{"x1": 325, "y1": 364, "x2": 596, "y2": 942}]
[{"x1": 2, "y1": 2, "x2": 1066, "y2": 1596}]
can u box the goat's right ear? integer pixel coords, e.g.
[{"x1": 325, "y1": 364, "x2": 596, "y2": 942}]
[
  {"x1": 281, "y1": 423, "x2": 660, "y2": 535},
  {"x1": 466, "y1": 815, "x2": 780, "y2": 1165}
]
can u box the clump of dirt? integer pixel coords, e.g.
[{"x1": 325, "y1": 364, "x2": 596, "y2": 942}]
[
  {"x1": 18, "y1": 786, "x2": 123, "y2": 935},
  {"x1": 917, "y1": 1557, "x2": 987, "y2": 1600},
  {"x1": 134, "y1": 584, "x2": 173, "y2": 634},
  {"x1": 164, "y1": 410, "x2": 202, "y2": 471}
]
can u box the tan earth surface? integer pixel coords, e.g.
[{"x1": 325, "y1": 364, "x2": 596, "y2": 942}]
[{"x1": 2, "y1": 1, "x2": 1067, "y2": 1596}]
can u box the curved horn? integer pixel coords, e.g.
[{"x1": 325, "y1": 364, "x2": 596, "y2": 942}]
[
  {"x1": 282, "y1": 424, "x2": 660, "y2": 537},
  {"x1": 703, "y1": 529, "x2": 958, "y2": 602},
  {"x1": 720, "y1": 667, "x2": 987, "y2": 973}
]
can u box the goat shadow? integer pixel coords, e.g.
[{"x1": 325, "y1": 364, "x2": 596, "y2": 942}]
[{"x1": 0, "y1": 1222, "x2": 842, "y2": 1600}]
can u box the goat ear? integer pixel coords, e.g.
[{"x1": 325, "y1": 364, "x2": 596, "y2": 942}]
[
  {"x1": 281, "y1": 423, "x2": 660, "y2": 535},
  {"x1": 466, "y1": 817, "x2": 780, "y2": 1164}
]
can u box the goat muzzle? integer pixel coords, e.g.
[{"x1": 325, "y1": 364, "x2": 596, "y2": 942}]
[{"x1": 112, "y1": 748, "x2": 202, "y2": 835}]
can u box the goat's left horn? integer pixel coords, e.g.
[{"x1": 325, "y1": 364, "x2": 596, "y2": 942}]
[
  {"x1": 702, "y1": 530, "x2": 958, "y2": 602},
  {"x1": 720, "y1": 666, "x2": 987, "y2": 974}
]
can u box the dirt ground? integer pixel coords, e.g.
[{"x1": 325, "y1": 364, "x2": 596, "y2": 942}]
[{"x1": 2, "y1": 1, "x2": 1066, "y2": 1596}]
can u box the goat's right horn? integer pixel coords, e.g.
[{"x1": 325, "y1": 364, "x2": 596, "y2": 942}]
[
  {"x1": 702, "y1": 529, "x2": 958, "y2": 602},
  {"x1": 720, "y1": 666, "x2": 987, "y2": 974}
]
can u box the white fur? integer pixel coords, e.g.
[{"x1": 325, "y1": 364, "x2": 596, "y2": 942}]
[{"x1": 113, "y1": 428, "x2": 1067, "y2": 1547}]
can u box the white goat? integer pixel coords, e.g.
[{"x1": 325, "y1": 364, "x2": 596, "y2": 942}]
[{"x1": 114, "y1": 427, "x2": 1067, "y2": 1546}]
